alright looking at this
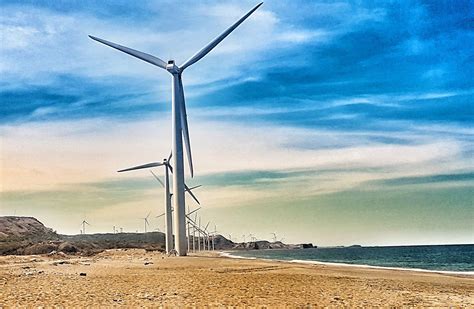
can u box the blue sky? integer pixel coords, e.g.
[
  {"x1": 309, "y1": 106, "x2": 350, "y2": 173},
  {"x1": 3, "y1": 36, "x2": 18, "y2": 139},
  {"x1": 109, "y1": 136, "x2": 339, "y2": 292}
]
[{"x1": 1, "y1": 0, "x2": 473, "y2": 245}]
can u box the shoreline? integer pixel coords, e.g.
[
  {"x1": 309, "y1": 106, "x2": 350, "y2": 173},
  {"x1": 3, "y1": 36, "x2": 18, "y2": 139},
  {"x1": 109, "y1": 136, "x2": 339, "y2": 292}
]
[{"x1": 219, "y1": 251, "x2": 474, "y2": 276}]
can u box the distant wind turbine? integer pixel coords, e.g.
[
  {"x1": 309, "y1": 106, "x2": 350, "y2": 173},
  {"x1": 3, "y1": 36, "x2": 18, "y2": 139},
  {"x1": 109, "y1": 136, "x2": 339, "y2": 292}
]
[
  {"x1": 203, "y1": 222, "x2": 210, "y2": 250},
  {"x1": 271, "y1": 232, "x2": 277, "y2": 243},
  {"x1": 89, "y1": 2, "x2": 263, "y2": 256},
  {"x1": 209, "y1": 224, "x2": 218, "y2": 251},
  {"x1": 81, "y1": 220, "x2": 90, "y2": 235},
  {"x1": 248, "y1": 233, "x2": 256, "y2": 242},
  {"x1": 141, "y1": 212, "x2": 151, "y2": 233}
]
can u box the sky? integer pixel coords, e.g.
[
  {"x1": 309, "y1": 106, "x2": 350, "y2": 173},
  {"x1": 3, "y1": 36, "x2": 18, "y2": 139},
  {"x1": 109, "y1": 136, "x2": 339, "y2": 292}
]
[{"x1": 1, "y1": 0, "x2": 473, "y2": 246}]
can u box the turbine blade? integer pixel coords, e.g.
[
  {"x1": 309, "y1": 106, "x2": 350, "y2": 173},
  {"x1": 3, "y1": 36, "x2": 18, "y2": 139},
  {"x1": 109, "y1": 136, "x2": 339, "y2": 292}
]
[
  {"x1": 188, "y1": 185, "x2": 202, "y2": 190},
  {"x1": 156, "y1": 212, "x2": 165, "y2": 218},
  {"x1": 187, "y1": 207, "x2": 201, "y2": 216},
  {"x1": 88, "y1": 35, "x2": 167, "y2": 69},
  {"x1": 204, "y1": 222, "x2": 210, "y2": 231},
  {"x1": 118, "y1": 162, "x2": 164, "y2": 172},
  {"x1": 184, "y1": 184, "x2": 200, "y2": 205},
  {"x1": 168, "y1": 152, "x2": 172, "y2": 162},
  {"x1": 178, "y1": 75, "x2": 194, "y2": 177},
  {"x1": 185, "y1": 214, "x2": 198, "y2": 226},
  {"x1": 180, "y1": 2, "x2": 263, "y2": 70},
  {"x1": 150, "y1": 170, "x2": 165, "y2": 188},
  {"x1": 166, "y1": 162, "x2": 173, "y2": 174},
  {"x1": 146, "y1": 212, "x2": 151, "y2": 219}
]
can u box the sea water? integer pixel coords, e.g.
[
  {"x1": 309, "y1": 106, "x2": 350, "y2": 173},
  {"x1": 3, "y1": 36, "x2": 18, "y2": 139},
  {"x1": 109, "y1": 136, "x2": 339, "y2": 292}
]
[{"x1": 226, "y1": 244, "x2": 474, "y2": 273}]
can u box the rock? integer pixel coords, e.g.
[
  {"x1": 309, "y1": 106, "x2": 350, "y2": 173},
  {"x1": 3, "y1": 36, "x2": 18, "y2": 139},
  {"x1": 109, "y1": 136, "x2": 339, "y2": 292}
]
[
  {"x1": 58, "y1": 242, "x2": 78, "y2": 254},
  {"x1": 144, "y1": 262, "x2": 153, "y2": 265},
  {"x1": 79, "y1": 272, "x2": 87, "y2": 276}
]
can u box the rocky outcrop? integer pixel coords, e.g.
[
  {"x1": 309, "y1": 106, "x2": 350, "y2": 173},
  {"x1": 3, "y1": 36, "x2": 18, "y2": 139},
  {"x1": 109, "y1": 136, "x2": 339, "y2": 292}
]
[
  {"x1": 232, "y1": 240, "x2": 293, "y2": 250},
  {"x1": 210, "y1": 234, "x2": 235, "y2": 250},
  {"x1": 0, "y1": 216, "x2": 58, "y2": 240}
]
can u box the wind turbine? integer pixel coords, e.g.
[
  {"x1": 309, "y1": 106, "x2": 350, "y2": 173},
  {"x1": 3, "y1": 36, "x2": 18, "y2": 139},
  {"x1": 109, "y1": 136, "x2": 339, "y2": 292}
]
[
  {"x1": 271, "y1": 232, "x2": 277, "y2": 242},
  {"x1": 89, "y1": 2, "x2": 263, "y2": 256},
  {"x1": 157, "y1": 205, "x2": 202, "y2": 252},
  {"x1": 203, "y1": 221, "x2": 210, "y2": 250},
  {"x1": 181, "y1": 208, "x2": 203, "y2": 252},
  {"x1": 193, "y1": 212, "x2": 199, "y2": 252},
  {"x1": 118, "y1": 156, "x2": 200, "y2": 254},
  {"x1": 198, "y1": 217, "x2": 202, "y2": 251},
  {"x1": 248, "y1": 233, "x2": 256, "y2": 242},
  {"x1": 209, "y1": 224, "x2": 218, "y2": 251},
  {"x1": 141, "y1": 212, "x2": 151, "y2": 233},
  {"x1": 185, "y1": 207, "x2": 201, "y2": 251},
  {"x1": 81, "y1": 220, "x2": 90, "y2": 234}
]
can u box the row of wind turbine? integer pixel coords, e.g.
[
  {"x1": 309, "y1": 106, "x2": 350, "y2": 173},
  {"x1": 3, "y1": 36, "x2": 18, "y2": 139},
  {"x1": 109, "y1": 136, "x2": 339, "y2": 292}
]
[{"x1": 89, "y1": 2, "x2": 264, "y2": 255}]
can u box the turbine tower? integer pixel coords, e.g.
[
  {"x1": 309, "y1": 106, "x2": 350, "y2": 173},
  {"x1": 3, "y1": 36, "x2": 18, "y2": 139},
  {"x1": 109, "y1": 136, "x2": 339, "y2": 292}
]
[{"x1": 89, "y1": 2, "x2": 263, "y2": 255}]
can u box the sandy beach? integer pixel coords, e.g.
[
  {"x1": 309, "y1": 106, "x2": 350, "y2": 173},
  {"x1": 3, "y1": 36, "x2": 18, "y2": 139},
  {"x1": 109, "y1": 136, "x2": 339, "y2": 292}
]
[{"x1": 1, "y1": 249, "x2": 473, "y2": 307}]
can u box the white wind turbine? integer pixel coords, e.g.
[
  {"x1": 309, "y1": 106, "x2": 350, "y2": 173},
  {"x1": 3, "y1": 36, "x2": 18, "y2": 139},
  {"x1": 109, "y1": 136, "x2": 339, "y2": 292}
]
[
  {"x1": 81, "y1": 219, "x2": 90, "y2": 234},
  {"x1": 141, "y1": 212, "x2": 151, "y2": 233},
  {"x1": 118, "y1": 156, "x2": 200, "y2": 254},
  {"x1": 192, "y1": 213, "x2": 198, "y2": 252},
  {"x1": 203, "y1": 221, "x2": 210, "y2": 250},
  {"x1": 198, "y1": 217, "x2": 203, "y2": 251},
  {"x1": 209, "y1": 224, "x2": 218, "y2": 251},
  {"x1": 271, "y1": 232, "x2": 277, "y2": 242},
  {"x1": 248, "y1": 233, "x2": 256, "y2": 242},
  {"x1": 89, "y1": 2, "x2": 263, "y2": 255}
]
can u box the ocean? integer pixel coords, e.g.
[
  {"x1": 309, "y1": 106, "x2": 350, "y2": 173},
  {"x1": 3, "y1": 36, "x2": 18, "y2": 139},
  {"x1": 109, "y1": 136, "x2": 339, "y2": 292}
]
[{"x1": 225, "y1": 244, "x2": 474, "y2": 273}]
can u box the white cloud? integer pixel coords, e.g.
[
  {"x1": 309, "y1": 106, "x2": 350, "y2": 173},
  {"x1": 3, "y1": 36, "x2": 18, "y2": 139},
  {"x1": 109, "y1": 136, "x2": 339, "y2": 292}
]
[
  {"x1": 0, "y1": 2, "x2": 329, "y2": 90},
  {"x1": 2, "y1": 116, "x2": 471, "y2": 194}
]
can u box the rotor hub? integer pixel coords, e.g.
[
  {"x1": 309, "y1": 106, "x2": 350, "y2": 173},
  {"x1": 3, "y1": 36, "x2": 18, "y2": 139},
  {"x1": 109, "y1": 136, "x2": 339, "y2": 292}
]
[{"x1": 166, "y1": 60, "x2": 180, "y2": 74}]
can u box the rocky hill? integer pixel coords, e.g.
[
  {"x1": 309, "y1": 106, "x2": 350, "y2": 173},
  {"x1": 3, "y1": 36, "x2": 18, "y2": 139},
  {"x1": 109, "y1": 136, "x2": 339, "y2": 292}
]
[
  {"x1": 0, "y1": 216, "x2": 58, "y2": 240},
  {"x1": 0, "y1": 216, "x2": 61, "y2": 255},
  {"x1": 0, "y1": 216, "x2": 167, "y2": 255}
]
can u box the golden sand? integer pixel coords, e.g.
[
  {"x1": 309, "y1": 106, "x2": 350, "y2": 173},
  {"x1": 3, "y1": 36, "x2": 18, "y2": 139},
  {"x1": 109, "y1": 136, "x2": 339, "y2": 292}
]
[{"x1": 1, "y1": 249, "x2": 473, "y2": 307}]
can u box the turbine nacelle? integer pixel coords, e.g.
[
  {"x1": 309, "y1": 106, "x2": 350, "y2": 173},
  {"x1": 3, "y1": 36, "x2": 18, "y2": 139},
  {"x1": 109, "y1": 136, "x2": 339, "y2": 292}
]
[{"x1": 166, "y1": 60, "x2": 180, "y2": 74}]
